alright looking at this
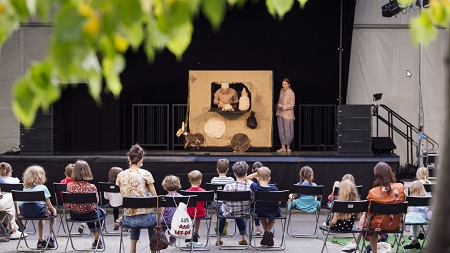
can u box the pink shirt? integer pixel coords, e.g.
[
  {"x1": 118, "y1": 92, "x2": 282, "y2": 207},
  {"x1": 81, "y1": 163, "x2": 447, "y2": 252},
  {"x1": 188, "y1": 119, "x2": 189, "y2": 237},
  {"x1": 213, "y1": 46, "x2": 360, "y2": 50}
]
[{"x1": 276, "y1": 88, "x2": 295, "y2": 120}]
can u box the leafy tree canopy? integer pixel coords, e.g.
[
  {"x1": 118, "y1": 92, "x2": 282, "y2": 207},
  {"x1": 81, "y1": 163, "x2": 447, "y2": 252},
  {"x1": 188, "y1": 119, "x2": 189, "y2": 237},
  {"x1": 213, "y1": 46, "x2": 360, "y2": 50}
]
[{"x1": 0, "y1": 0, "x2": 444, "y2": 126}]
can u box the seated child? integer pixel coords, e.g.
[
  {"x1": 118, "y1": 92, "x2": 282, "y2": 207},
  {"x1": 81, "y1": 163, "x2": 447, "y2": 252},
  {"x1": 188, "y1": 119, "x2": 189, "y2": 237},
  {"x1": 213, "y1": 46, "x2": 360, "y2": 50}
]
[
  {"x1": 66, "y1": 160, "x2": 106, "y2": 249},
  {"x1": 21, "y1": 165, "x2": 57, "y2": 249},
  {"x1": 404, "y1": 180, "x2": 431, "y2": 249},
  {"x1": 323, "y1": 179, "x2": 360, "y2": 231},
  {"x1": 161, "y1": 175, "x2": 182, "y2": 245},
  {"x1": 217, "y1": 161, "x2": 251, "y2": 246},
  {"x1": 327, "y1": 174, "x2": 355, "y2": 207},
  {"x1": 104, "y1": 167, "x2": 123, "y2": 230},
  {"x1": 185, "y1": 170, "x2": 206, "y2": 243},
  {"x1": 287, "y1": 166, "x2": 321, "y2": 213},
  {"x1": 251, "y1": 161, "x2": 264, "y2": 235},
  {"x1": 210, "y1": 158, "x2": 235, "y2": 235},
  {"x1": 246, "y1": 166, "x2": 280, "y2": 246}
]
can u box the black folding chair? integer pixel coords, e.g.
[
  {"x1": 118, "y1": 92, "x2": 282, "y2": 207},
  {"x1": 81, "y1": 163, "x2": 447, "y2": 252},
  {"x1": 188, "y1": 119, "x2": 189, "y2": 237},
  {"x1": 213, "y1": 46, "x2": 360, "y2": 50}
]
[
  {"x1": 362, "y1": 201, "x2": 409, "y2": 253},
  {"x1": 0, "y1": 183, "x2": 29, "y2": 240},
  {"x1": 251, "y1": 190, "x2": 289, "y2": 251},
  {"x1": 215, "y1": 190, "x2": 252, "y2": 250},
  {"x1": 405, "y1": 196, "x2": 432, "y2": 252},
  {"x1": 12, "y1": 190, "x2": 58, "y2": 252},
  {"x1": 53, "y1": 183, "x2": 83, "y2": 238},
  {"x1": 422, "y1": 183, "x2": 433, "y2": 195},
  {"x1": 286, "y1": 185, "x2": 323, "y2": 238},
  {"x1": 160, "y1": 195, "x2": 198, "y2": 252},
  {"x1": 62, "y1": 192, "x2": 107, "y2": 252},
  {"x1": 319, "y1": 200, "x2": 369, "y2": 253},
  {"x1": 180, "y1": 190, "x2": 214, "y2": 250},
  {"x1": 119, "y1": 196, "x2": 158, "y2": 253},
  {"x1": 205, "y1": 183, "x2": 236, "y2": 238},
  {"x1": 98, "y1": 182, "x2": 122, "y2": 235}
]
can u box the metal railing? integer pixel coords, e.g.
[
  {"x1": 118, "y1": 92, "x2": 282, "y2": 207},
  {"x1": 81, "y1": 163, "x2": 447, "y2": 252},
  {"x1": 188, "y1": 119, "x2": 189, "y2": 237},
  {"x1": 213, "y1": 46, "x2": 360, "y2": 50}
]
[
  {"x1": 373, "y1": 104, "x2": 439, "y2": 165},
  {"x1": 299, "y1": 105, "x2": 337, "y2": 150},
  {"x1": 131, "y1": 104, "x2": 169, "y2": 149},
  {"x1": 171, "y1": 104, "x2": 187, "y2": 149}
]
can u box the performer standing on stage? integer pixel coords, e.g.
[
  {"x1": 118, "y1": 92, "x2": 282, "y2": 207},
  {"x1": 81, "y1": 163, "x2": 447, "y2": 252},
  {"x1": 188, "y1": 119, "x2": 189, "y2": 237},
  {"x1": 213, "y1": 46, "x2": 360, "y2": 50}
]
[
  {"x1": 213, "y1": 83, "x2": 239, "y2": 108},
  {"x1": 276, "y1": 77, "x2": 295, "y2": 152}
]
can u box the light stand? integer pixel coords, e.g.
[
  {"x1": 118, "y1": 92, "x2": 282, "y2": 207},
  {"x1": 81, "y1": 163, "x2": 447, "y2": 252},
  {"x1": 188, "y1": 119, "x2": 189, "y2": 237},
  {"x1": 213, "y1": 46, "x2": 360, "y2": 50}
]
[{"x1": 418, "y1": 0, "x2": 425, "y2": 167}]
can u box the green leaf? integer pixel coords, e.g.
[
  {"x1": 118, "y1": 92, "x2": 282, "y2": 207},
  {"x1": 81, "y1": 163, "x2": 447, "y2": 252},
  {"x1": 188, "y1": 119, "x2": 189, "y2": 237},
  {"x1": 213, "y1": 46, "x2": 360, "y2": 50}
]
[
  {"x1": 102, "y1": 55, "x2": 124, "y2": 97},
  {"x1": 397, "y1": 0, "x2": 415, "y2": 7},
  {"x1": 297, "y1": 0, "x2": 308, "y2": 9},
  {"x1": 167, "y1": 22, "x2": 193, "y2": 60},
  {"x1": 266, "y1": 0, "x2": 294, "y2": 19},
  {"x1": 35, "y1": 0, "x2": 51, "y2": 22},
  {"x1": 202, "y1": 0, "x2": 226, "y2": 31},
  {"x1": 428, "y1": 2, "x2": 449, "y2": 27},
  {"x1": 29, "y1": 60, "x2": 60, "y2": 107},
  {"x1": 10, "y1": 0, "x2": 29, "y2": 19},
  {"x1": 12, "y1": 76, "x2": 39, "y2": 127},
  {"x1": 410, "y1": 13, "x2": 437, "y2": 46}
]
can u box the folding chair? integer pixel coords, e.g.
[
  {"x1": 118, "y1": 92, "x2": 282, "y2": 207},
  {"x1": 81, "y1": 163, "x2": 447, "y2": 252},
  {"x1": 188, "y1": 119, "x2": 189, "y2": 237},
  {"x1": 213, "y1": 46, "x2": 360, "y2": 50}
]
[
  {"x1": 206, "y1": 183, "x2": 237, "y2": 238},
  {"x1": 422, "y1": 184, "x2": 433, "y2": 195},
  {"x1": 251, "y1": 190, "x2": 289, "y2": 251},
  {"x1": 53, "y1": 183, "x2": 83, "y2": 237},
  {"x1": 180, "y1": 190, "x2": 215, "y2": 250},
  {"x1": 160, "y1": 195, "x2": 198, "y2": 252},
  {"x1": 405, "y1": 196, "x2": 432, "y2": 252},
  {"x1": 98, "y1": 182, "x2": 122, "y2": 235},
  {"x1": 361, "y1": 201, "x2": 409, "y2": 253},
  {"x1": 62, "y1": 192, "x2": 107, "y2": 252},
  {"x1": 215, "y1": 190, "x2": 252, "y2": 250},
  {"x1": 11, "y1": 190, "x2": 58, "y2": 252},
  {"x1": 319, "y1": 200, "x2": 369, "y2": 253},
  {"x1": 286, "y1": 184, "x2": 323, "y2": 238},
  {"x1": 119, "y1": 196, "x2": 158, "y2": 253},
  {"x1": 0, "y1": 183, "x2": 36, "y2": 236}
]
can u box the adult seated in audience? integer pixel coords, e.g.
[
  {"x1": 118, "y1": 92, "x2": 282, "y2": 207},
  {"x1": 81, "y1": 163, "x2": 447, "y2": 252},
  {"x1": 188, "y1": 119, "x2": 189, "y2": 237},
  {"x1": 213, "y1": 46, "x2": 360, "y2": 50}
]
[
  {"x1": 0, "y1": 162, "x2": 26, "y2": 239},
  {"x1": 116, "y1": 144, "x2": 157, "y2": 253},
  {"x1": 342, "y1": 162, "x2": 406, "y2": 253}
]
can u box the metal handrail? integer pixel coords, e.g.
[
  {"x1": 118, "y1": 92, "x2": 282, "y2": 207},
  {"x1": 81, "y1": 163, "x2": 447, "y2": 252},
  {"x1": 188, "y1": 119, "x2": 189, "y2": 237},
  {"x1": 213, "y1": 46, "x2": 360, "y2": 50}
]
[{"x1": 373, "y1": 104, "x2": 439, "y2": 165}]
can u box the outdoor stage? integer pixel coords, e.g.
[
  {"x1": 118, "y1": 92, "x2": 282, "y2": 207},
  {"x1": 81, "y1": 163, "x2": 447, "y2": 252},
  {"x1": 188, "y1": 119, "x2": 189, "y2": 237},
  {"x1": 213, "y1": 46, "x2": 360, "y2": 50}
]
[{"x1": 0, "y1": 150, "x2": 399, "y2": 203}]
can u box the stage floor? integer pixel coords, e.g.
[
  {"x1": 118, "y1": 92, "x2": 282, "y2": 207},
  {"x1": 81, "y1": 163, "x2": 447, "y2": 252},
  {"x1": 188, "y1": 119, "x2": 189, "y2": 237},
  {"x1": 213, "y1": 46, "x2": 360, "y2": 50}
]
[{"x1": 0, "y1": 150, "x2": 399, "y2": 202}]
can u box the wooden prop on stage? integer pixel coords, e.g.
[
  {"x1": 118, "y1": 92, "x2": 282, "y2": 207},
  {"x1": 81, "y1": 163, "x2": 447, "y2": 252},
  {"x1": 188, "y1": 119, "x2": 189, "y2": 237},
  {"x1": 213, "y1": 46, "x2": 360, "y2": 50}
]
[
  {"x1": 187, "y1": 70, "x2": 273, "y2": 150},
  {"x1": 231, "y1": 133, "x2": 250, "y2": 152}
]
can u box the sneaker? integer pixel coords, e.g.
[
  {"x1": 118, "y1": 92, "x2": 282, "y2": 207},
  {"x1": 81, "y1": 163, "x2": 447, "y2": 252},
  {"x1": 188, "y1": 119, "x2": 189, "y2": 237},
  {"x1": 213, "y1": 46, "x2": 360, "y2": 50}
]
[
  {"x1": 260, "y1": 231, "x2": 270, "y2": 246},
  {"x1": 255, "y1": 230, "x2": 262, "y2": 236},
  {"x1": 238, "y1": 239, "x2": 248, "y2": 245},
  {"x1": 267, "y1": 232, "x2": 274, "y2": 247},
  {"x1": 78, "y1": 224, "x2": 85, "y2": 234},
  {"x1": 215, "y1": 239, "x2": 223, "y2": 246},
  {"x1": 404, "y1": 241, "x2": 421, "y2": 249},
  {"x1": 92, "y1": 238, "x2": 104, "y2": 249},
  {"x1": 37, "y1": 238, "x2": 56, "y2": 249},
  {"x1": 9, "y1": 231, "x2": 27, "y2": 240},
  {"x1": 418, "y1": 233, "x2": 425, "y2": 240},
  {"x1": 185, "y1": 233, "x2": 199, "y2": 243},
  {"x1": 169, "y1": 236, "x2": 177, "y2": 246},
  {"x1": 114, "y1": 223, "x2": 120, "y2": 231},
  {"x1": 342, "y1": 241, "x2": 357, "y2": 252}
]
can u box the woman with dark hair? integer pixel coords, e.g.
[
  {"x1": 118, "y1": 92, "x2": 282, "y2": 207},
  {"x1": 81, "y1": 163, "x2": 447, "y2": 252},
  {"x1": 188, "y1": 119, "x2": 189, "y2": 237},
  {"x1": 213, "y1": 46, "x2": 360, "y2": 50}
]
[
  {"x1": 342, "y1": 162, "x2": 406, "y2": 253},
  {"x1": 276, "y1": 78, "x2": 295, "y2": 152},
  {"x1": 116, "y1": 144, "x2": 157, "y2": 253}
]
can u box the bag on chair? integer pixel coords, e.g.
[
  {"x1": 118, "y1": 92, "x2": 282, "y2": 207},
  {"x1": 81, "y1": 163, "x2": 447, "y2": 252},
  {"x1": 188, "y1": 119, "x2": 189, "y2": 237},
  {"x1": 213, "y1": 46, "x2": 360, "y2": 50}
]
[
  {"x1": 168, "y1": 200, "x2": 192, "y2": 239},
  {"x1": 150, "y1": 226, "x2": 169, "y2": 251}
]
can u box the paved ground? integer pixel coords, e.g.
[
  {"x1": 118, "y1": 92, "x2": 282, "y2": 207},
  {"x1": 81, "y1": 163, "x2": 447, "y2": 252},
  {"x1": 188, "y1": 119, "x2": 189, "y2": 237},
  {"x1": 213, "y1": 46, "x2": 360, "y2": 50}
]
[{"x1": 0, "y1": 211, "x2": 353, "y2": 253}]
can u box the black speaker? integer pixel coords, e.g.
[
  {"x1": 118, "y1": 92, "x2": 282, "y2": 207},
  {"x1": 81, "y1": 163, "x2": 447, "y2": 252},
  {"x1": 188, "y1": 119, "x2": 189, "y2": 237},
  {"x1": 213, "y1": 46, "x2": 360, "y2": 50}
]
[
  {"x1": 372, "y1": 137, "x2": 396, "y2": 154},
  {"x1": 20, "y1": 107, "x2": 54, "y2": 155}
]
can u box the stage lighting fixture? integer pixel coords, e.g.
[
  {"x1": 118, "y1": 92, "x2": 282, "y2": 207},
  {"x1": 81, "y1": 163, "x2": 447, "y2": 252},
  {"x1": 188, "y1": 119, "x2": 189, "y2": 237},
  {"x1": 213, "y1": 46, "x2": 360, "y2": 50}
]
[
  {"x1": 416, "y1": 0, "x2": 429, "y2": 8},
  {"x1": 381, "y1": 0, "x2": 404, "y2": 17},
  {"x1": 373, "y1": 93, "x2": 383, "y2": 102}
]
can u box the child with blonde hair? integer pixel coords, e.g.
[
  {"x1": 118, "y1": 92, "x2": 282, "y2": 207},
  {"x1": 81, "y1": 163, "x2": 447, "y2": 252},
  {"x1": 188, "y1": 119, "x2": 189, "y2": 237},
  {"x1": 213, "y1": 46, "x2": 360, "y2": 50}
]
[
  {"x1": 104, "y1": 167, "x2": 123, "y2": 230},
  {"x1": 287, "y1": 166, "x2": 321, "y2": 213},
  {"x1": 404, "y1": 180, "x2": 431, "y2": 249},
  {"x1": 416, "y1": 167, "x2": 430, "y2": 184},
  {"x1": 60, "y1": 164, "x2": 74, "y2": 184},
  {"x1": 246, "y1": 167, "x2": 280, "y2": 246},
  {"x1": 327, "y1": 173, "x2": 355, "y2": 204},
  {"x1": 21, "y1": 165, "x2": 57, "y2": 248},
  {"x1": 324, "y1": 179, "x2": 360, "y2": 231},
  {"x1": 0, "y1": 162, "x2": 20, "y2": 184},
  {"x1": 186, "y1": 170, "x2": 206, "y2": 243},
  {"x1": 161, "y1": 175, "x2": 182, "y2": 245}
]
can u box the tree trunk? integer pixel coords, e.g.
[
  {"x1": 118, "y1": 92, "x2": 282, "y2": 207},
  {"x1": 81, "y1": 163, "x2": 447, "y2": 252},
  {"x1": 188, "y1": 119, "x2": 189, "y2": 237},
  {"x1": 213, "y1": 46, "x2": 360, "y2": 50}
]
[{"x1": 427, "y1": 33, "x2": 450, "y2": 253}]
